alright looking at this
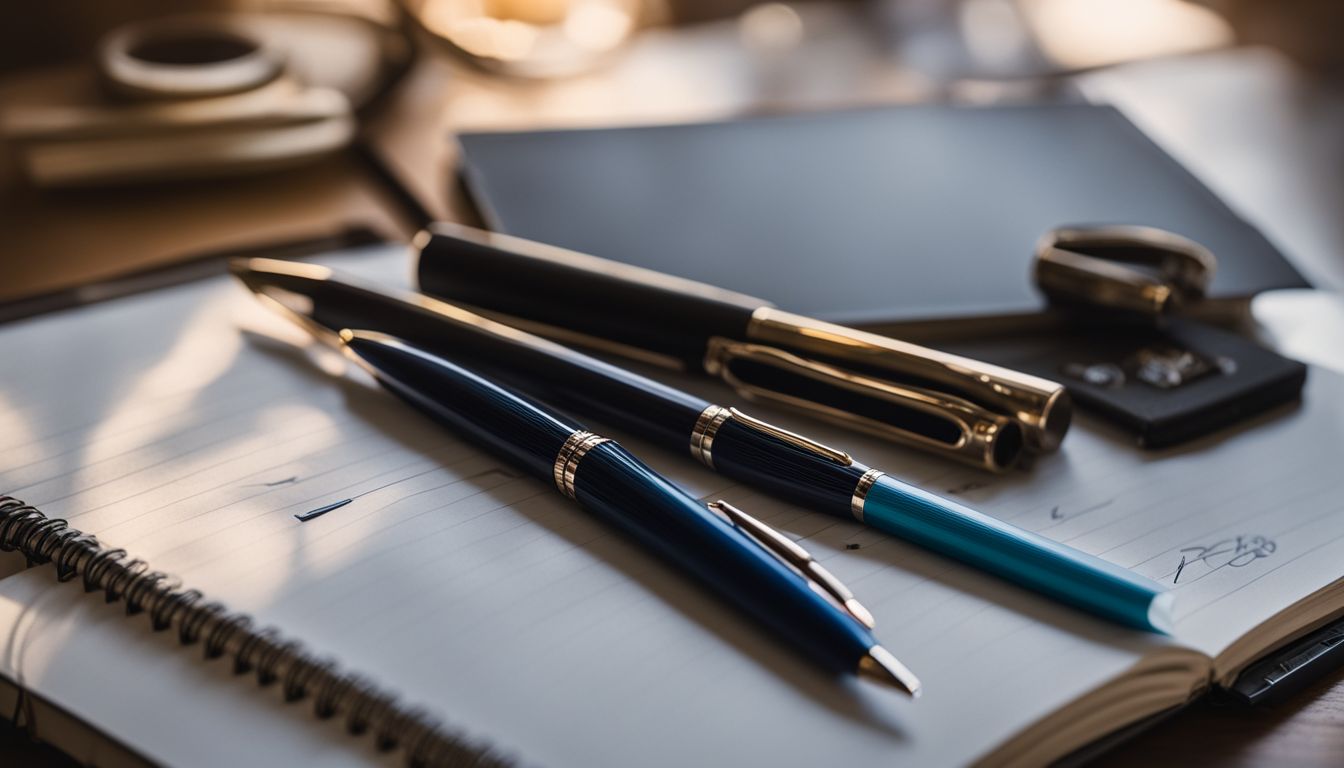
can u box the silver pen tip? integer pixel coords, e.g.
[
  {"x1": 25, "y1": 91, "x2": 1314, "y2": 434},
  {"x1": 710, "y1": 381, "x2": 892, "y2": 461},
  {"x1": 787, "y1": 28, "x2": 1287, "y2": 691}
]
[
  {"x1": 844, "y1": 598, "x2": 876, "y2": 630},
  {"x1": 858, "y1": 645, "x2": 921, "y2": 698}
]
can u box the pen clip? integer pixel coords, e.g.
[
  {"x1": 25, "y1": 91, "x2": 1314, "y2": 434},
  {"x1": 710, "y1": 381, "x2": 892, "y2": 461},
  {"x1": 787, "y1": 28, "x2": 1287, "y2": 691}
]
[
  {"x1": 707, "y1": 500, "x2": 875, "y2": 629},
  {"x1": 704, "y1": 338, "x2": 1025, "y2": 472},
  {"x1": 726, "y1": 407, "x2": 853, "y2": 466}
]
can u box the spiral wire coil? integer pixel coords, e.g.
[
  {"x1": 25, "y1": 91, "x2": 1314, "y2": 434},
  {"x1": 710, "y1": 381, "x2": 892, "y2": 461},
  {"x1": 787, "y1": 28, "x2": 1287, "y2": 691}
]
[{"x1": 0, "y1": 495, "x2": 512, "y2": 768}]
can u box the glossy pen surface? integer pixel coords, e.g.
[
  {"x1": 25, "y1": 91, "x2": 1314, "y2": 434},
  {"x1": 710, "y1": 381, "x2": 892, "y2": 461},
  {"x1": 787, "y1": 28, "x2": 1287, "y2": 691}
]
[
  {"x1": 233, "y1": 259, "x2": 1170, "y2": 633},
  {"x1": 859, "y1": 476, "x2": 1172, "y2": 632},
  {"x1": 337, "y1": 330, "x2": 919, "y2": 694},
  {"x1": 230, "y1": 257, "x2": 709, "y2": 451},
  {"x1": 412, "y1": 222, "x2": 1070, "y2": 465}
]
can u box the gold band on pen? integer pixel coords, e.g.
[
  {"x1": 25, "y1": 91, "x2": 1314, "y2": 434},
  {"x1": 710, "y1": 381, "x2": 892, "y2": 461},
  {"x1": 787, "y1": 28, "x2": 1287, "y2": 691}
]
[
  {"x1": 690, "y1": 405, "x2": 733, "y2": 469},
  {"x1": 553, "y1": 430, "x2": 611, "y2": 500},
  {"x1": 850, "y1": 469, "x2": 884, "y2": 522}
]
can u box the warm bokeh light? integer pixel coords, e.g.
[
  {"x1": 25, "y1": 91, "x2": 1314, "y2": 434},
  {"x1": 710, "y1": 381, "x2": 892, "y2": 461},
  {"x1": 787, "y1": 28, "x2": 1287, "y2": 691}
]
[
  {"x1": 1022, "y1": 0, "x2": 1234, "y2": 69},
  {"x1": 417, "y1": 0, "x2": 637, "y2": 74},
  {"x1": 738, "y1": 3, "x2": 804, "y2": 53}
]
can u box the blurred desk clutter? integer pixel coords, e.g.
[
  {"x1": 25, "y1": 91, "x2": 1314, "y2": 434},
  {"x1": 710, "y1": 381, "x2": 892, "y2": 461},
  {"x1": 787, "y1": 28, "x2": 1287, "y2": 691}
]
[
  {"x1": 2, "y1": 1, "x2": 1344, "y2": 767},
  {"x1": 0, "y1": 0, "x2": 416, "y2": 313}
]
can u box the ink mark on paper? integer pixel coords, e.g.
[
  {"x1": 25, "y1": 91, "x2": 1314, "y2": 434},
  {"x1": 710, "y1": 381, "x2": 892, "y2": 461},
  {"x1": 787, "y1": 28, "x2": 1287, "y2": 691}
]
[
  {"x1": 1049, "y1": 498, "x2": 1115, "y2": 523},
  {"x1": 1173, "y1": 535, "x2": 1277, "y2": 584},
  {"x1": 295, "y1": 498, "x2": 353, "y2": 522},
  {"x1": 246, "y1": 476, "x2": 298, "y2": 488}
]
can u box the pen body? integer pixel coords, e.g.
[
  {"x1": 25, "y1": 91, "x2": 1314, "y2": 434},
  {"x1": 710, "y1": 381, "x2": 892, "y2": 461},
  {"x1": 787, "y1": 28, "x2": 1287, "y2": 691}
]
[
  {"x1": 412, "y1": 225, "x2": 1063, "y2": 469},
  {"x1": 575, "y1": 441, "x2": 875, "y2": 673},
  {"x1": 864, "y1": 476, "x2": 1169, "y2": 632},
  {"x1": 345, "y1": 332, "x2": 576, "y2": 479},
  {"x1": 344, "y1": 332, "x2": 879, "y2": 673},
  {"x1": 237, "y1": 259, "x2": 876, "y2": 487},
  {"x1": 709, "y1": 418, "x2": 868, "y2": 515},
  {"x1": 416, "y1": 223, "x2": 763, "y2": 369},
  {"x1": 261, "y1": 264, "x2": 715, "y2": 452}
]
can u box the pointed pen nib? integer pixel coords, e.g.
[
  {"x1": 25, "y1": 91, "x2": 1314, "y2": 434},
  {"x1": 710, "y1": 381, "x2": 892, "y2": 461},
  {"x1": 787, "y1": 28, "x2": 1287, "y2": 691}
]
[
  {"x1": 844, "y1": 598, "x2": 876, "y2": 630},
  {"x1": 858, "y1": 645, "x2": 921, "y2": 698}
]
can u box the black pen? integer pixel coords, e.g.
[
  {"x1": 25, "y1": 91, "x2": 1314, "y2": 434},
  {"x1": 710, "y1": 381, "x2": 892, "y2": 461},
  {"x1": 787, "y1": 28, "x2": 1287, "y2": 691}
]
[
  {"x1": 414, "y1": 223, "x2": 1073, "y2": 471},
  {"x1": 332, "y1": 329, "x2": 920, "y2": 695},
  {"x1": 232, "y1": 258, "x2": 1173, "y2": 632}
]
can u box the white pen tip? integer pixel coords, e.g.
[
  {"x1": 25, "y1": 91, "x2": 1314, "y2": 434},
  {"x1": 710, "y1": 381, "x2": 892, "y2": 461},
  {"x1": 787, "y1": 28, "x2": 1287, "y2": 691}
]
[
  {"x1": 1147, "y1": 591, "x2": 1176, "y2": 635},
  {"x1": 858, "y1": 645, "x2": 921, "y2": 698},
  {"x1": 845, "y1": 598, "x2": 876, "y2": 630}
]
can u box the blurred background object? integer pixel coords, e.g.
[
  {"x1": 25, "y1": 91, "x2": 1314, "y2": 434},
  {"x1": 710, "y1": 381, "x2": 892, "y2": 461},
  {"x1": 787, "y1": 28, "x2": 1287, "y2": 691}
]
[
  {"x1": 404, "y1": 0, "x2": 643, "y2": 77},
  {"x1": 0, "y1": 0, "x2": 415, "y2": 311},
  {"x1": 0, "y1": 2, "x2": 411, "y2": 187},
  {"x1": 1194, "y1": 0, "x2": 1344, "y2": 72},
  {"x1": 2, "y1": 0, "x2": 1342, "y2": 304}
]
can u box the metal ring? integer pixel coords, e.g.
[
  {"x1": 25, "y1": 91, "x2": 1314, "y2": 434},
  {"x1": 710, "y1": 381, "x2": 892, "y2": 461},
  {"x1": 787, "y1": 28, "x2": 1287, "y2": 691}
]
[
  {"x1": 97, "y1": 16, "x2": 284, "y2": 101},
  {"x1": 553, "y1": 431, "x2": 594, "y2": 496},
  {"x1": 562, "y1": 434, "x2": 611, "y2": 499},
  {"x1": 850, "y1": 469, "x2": 884, "y2": 522},
  {"x1": 1033, "y1": 224, "x2": 1216, "y2": 318},
  {"x1": 689, "y1": 405, "x2": 733, "y2": 469},
  {"x1": 553, "y1": 430, "x2": 611, "y2": 499}
]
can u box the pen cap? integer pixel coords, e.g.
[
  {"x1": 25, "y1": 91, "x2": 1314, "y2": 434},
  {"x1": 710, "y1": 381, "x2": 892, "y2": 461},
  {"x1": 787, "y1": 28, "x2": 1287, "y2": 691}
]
[{"x1": 415, "y1": 223, "x2": 766, "y2": 370}]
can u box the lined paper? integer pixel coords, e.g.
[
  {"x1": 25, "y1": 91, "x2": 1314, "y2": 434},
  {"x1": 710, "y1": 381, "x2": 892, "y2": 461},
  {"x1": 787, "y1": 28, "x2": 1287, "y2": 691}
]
[{"x1": 1, "y1": 244, "x2": 1342, "y2": 767}]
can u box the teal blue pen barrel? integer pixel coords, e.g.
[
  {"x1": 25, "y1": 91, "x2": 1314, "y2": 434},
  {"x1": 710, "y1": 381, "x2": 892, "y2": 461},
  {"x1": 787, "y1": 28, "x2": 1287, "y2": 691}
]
[
  {"x1": 574, "y1": 442, "x2": 879, "y2": 674},
  {"x1": 865, "y1": 478, "x2": 1170, "y2": 632}
]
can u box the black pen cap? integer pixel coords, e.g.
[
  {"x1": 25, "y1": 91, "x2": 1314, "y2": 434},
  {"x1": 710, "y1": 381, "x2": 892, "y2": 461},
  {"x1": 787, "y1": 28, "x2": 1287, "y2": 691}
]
[{"x1": 414, "y1": 223, "x2": 766, "y2": 371}]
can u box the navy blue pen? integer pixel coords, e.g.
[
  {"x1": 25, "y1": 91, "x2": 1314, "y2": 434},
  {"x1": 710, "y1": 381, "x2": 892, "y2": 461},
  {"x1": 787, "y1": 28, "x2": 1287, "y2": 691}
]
[{"x1": 335, "y1": 329, "x2": 920, "y2": 696}]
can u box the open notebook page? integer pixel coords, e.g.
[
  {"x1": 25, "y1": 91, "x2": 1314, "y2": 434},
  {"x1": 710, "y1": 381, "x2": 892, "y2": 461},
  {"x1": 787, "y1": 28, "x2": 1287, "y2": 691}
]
[{"x1": 1, "y1": 243, "x2": 1341, "y2": 767}]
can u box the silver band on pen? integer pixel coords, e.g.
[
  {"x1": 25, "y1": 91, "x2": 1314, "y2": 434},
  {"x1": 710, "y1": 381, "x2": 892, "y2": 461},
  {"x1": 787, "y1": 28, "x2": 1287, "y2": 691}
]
[
  {"x1": 850, "y1": 469, "x2": 885, "y2": 522},
  {"x1": 553, "y1": 430, "x2": 611, "y2": 500}
]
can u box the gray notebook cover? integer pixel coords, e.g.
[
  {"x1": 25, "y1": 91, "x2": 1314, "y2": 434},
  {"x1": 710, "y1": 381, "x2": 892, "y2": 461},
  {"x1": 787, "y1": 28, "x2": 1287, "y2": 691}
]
[{"x1": 456, "y1": 104, "x2": 1308, "y2": 327}]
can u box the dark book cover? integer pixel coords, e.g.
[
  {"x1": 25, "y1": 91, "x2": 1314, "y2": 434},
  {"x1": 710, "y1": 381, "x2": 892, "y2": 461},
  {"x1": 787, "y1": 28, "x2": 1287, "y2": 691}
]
[{"x1": 456, "y1": 104, "x2": 1308, "y2": 329}]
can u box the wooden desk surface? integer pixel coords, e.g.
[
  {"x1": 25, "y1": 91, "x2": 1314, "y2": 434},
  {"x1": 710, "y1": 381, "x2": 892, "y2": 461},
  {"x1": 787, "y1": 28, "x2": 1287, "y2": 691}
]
[{"x1": 1099, "y1": 663, "x2": 1344, "y2": 766}]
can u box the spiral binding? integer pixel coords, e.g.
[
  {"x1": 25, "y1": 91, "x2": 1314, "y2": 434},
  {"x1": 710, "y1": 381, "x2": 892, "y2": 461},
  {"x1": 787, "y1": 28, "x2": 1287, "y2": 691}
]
[{"x1": 0, "y1": 495, "x2": 513, "y2": 768}]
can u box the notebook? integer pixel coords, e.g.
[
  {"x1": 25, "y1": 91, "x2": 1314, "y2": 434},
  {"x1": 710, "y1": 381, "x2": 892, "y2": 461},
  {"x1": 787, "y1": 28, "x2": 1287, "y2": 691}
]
[
  {"x1": 455, "y1": 104, "x2": 1310, "y2": 332},
  {"x1": 1, "y1": 242, "x2": 1342, "y2": 768}
]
